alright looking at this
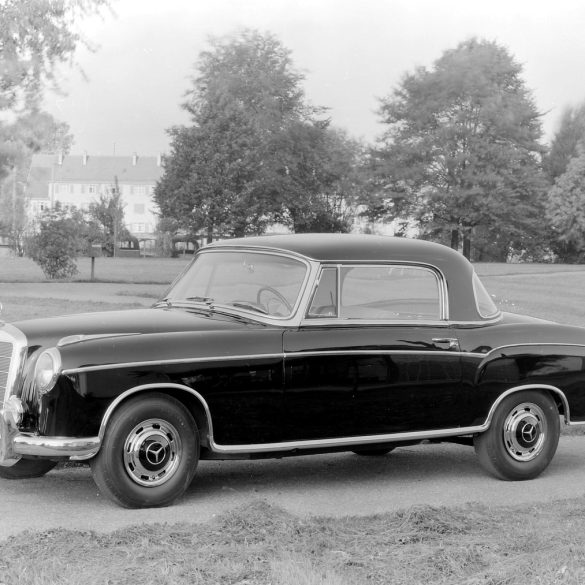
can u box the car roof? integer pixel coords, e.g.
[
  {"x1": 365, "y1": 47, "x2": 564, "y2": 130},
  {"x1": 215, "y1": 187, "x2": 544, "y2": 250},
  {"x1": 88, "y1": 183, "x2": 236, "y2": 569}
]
[{"x1": 205, "y1": 233, "x2": 466, "y2": 266}]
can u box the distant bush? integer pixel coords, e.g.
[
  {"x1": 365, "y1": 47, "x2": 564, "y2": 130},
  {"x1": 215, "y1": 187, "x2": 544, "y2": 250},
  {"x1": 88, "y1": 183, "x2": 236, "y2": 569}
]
[{"x1": 27, "y1": 205, "x2": 86, "y2": 279}]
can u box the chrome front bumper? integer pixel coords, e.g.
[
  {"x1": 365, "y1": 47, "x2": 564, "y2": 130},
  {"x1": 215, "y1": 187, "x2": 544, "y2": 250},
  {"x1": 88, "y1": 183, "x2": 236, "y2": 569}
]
[{"x1": 0, "y1": 397, "x2": 101, "y2": 466}]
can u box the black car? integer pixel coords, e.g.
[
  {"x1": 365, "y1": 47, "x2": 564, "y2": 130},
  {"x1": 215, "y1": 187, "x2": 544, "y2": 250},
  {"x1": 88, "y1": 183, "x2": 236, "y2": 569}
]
[{"x1": 1, "y1": 234, "x2": 584, "y2": 508}]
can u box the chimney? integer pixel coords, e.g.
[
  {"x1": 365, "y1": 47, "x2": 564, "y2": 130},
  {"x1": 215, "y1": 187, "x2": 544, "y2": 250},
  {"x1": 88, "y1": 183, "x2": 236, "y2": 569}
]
[
  {"x1": 132, "y1": 152, "x2": 138, "y2": 166},
  {"x1": 157, "y1": 153, "x2": 163, "y2": 167},
  {"x1": 82, "y1": 151, "x2": 88, "y2": 166}
]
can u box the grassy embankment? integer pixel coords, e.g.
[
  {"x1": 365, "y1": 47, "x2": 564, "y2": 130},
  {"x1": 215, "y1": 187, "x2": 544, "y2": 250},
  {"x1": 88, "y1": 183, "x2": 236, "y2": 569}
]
[{"x1": 2, "y1": 257, "x2": 585, "y2": 584}]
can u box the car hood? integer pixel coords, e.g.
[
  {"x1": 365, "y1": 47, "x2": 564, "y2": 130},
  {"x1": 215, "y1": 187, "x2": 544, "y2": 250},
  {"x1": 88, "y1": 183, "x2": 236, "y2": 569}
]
[{"x1": 9, "y1": 306, "x2": 264, "y2": 348}]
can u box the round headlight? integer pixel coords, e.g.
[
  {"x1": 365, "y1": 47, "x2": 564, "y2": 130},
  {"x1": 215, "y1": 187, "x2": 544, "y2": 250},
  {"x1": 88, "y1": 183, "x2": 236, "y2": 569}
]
[{"x1": 34, "y1": 348, "x2": 62, "y2": 395}]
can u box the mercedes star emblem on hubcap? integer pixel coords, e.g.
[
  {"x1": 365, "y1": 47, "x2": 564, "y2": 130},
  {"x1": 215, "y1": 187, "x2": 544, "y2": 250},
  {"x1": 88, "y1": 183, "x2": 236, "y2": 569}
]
[
  {"x1": 145, "y1": 442, "x2": 166, "y2": 465},
  {"x1": 521, "y1": 422, "x2": 537, "y2": 444}
]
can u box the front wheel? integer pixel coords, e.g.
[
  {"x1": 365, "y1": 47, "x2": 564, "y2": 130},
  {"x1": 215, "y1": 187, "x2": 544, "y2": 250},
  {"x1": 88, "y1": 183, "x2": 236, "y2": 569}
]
[
  {"x1": 0, "y1": 459, "x2": 57, "y2": 479},
  {"x1": 91, "y1": 393, "x2": 199, "y2": 508},
  {"x1": 474, "y1": 390, "x2": 560, "y2": 481}
]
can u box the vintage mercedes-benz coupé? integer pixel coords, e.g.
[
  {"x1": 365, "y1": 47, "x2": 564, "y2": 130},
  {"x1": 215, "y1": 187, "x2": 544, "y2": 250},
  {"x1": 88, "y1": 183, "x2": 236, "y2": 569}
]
[{"x1": 1, "y1": 234, "x2": 584, "y2": 507}]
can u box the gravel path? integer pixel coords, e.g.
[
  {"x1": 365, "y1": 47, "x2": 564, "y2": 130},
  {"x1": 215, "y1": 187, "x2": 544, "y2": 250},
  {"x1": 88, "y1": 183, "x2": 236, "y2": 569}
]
[{"x1": 0, "y1": 437, "x2": 584, "y2": 539}]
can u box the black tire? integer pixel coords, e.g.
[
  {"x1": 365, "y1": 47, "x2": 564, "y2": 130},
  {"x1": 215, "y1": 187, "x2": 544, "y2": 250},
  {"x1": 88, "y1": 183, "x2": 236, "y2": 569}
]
[
  {"x1": 474, "y1": 390, "x2": 560, "y2": 481},
  {"x1": 352, "y1": 446, "x2": 395, "y2": 456},
  {"x1": 0, "y1": 459, "x2": 57, "y2": 479},
  {"x1": 91, "y1": 393, "x2": 199, "y2": 508}
]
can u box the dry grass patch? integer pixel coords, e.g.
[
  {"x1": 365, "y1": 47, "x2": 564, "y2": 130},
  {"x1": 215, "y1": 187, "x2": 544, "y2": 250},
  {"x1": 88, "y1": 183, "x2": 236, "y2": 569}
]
[{"x1": 2, "y1": 500, "x2": 585, "y2": 584}]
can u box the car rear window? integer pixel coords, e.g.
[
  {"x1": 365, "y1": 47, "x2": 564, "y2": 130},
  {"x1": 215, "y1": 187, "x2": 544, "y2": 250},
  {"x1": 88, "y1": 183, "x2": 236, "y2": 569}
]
[
  {"x1": 307, "y1": 264, "x2": 442, "y2": 321},
  {"x1": 473, "y1": 272, "x2": 499, "y2": 319}
]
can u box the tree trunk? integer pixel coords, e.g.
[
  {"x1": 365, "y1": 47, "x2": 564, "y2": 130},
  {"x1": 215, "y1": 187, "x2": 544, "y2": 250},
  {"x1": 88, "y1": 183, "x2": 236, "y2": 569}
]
[
  {"x1": 462, "y1": 235, "x2": 471, "y2": 260},
  {"x1": 450, "y1": 229, "x2": 459, "y2": 251}
]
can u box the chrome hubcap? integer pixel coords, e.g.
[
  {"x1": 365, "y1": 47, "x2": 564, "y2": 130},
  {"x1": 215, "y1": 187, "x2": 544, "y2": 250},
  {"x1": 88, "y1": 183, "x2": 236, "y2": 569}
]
[
  {"x1": 503, "y1": 402, "x2": 547, "y2": 462},
  {"x1": 123, "y1": 418, "x2": 182, "y2": 487}
]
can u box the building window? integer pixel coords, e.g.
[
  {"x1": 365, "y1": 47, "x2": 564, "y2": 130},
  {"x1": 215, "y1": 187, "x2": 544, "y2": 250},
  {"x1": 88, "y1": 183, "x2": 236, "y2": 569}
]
[
  {"x1": 89, "y1": 185, "x2": 96, "y2": 194},
  {"x1": 54, "y1": 184, "x2": 60, "y2": 194},
  {"x1": 69, "y1": 184, "x2": 75, "y2": 194}
]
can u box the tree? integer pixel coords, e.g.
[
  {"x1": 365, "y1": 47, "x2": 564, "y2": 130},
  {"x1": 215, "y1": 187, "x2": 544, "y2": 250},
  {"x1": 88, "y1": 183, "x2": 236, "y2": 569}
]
[
  {"x1": 87, "y1": 179, "x2": 128, "y2": 256},
  {"x1": 372, "y1": 38, "x2": 547, "y2": 260},
  {"x1": 268, "y1": 123, "x2": 364, "y2": 232},
  {"x1": 0, "y1": 0, "x2": 108, "y2": 187},
  {"x1": 545, "y1": 103, "x2": 585, "y2": 182},
  {"x1": 545, "y1": 148, "x2": 585, "y2": 260},
  {"x1": 155, "y1": 30, "x2": 361, "y2": 239},
  {"x1": 0, "y1": 110, "x2": 73, "y2": 254},
  {"x1": 0, "y1": 0, "x2": 109, "y2": 115},
  {"x1": 27, "y1": 204, "x2": 86, "y2": 279}
]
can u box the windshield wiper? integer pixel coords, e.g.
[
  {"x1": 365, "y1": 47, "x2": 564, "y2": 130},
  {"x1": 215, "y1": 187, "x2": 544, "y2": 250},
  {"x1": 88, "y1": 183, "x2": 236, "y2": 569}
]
[
  {"x1": 185, "y1": 296, "x2": 214, "y2": 303},
  {"x1": 154, "y1": 296, "x2": 215, "y2": 311},
  {"x1": 227, "y1": 301, "x2": 268, "y2": 314}
]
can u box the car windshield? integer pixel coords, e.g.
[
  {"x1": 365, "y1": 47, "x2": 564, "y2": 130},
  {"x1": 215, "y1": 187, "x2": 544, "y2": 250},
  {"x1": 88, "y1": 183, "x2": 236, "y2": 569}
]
[{"x1": 164, "y1": 250, "x2": 308, "y2": 318}]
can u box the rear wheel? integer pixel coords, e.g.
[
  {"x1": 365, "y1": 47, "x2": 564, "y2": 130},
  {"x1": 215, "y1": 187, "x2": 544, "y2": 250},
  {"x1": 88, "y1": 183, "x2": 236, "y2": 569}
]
[
  {"x1": 474, "y1": 390, "x2": 560, "y2": 480},
  {"x1": 0, "y1": 459, "x2": 57, "y2": 479},
  {"x1": 91, "y1": 393, "x2": 199, "y2": 508}
]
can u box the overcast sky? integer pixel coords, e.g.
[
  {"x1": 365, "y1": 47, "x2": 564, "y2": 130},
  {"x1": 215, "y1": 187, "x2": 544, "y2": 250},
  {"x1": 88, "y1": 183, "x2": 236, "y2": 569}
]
[{"x1": 44, "y1": 0, "x2": 585, "y2": 156}]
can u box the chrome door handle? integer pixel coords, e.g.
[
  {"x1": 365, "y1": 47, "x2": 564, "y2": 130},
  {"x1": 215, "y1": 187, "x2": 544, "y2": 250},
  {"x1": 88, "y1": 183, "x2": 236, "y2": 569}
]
[{"x1": 432, "y1": 337, "x2": 460, "y2": 351}]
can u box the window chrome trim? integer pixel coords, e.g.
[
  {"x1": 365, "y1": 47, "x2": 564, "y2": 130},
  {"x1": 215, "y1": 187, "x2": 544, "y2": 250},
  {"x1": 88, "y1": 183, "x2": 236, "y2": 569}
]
[
  {"x1": 163, "y1": 248, "x2": 317, "y2": 327},
  {"x1": 302, "y1": 261, "x2": 448, "y2": 325},
  {"x1": 300, "y1": 318, "x2": 451, "y2": 327}
]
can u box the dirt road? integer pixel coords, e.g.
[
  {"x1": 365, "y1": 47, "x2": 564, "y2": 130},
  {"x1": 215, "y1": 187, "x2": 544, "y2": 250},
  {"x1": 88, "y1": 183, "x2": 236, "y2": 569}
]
[{"x1": 0, "y1": 437, "x2": 584, "y2": 540}]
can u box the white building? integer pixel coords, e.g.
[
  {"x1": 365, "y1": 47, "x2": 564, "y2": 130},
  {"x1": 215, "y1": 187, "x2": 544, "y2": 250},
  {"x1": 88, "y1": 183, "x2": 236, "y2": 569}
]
[{"x1": 27, "y1": 153, "x2": 163, "y2": 238}]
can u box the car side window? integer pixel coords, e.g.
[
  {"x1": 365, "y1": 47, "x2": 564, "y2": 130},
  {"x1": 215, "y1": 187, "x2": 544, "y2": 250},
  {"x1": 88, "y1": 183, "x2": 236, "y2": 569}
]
[
  {"x1": 307, "y1": 267, "x2": 338, "y2": 318},
  {"x1": 339, "y1": 265, "x2": 441, "y2": 320}
]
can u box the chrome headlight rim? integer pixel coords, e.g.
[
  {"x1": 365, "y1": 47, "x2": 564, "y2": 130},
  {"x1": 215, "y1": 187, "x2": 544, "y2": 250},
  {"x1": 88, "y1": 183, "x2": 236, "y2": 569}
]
[{"x1": 34, "y1": 348, "x2": 62, "y2": 395}]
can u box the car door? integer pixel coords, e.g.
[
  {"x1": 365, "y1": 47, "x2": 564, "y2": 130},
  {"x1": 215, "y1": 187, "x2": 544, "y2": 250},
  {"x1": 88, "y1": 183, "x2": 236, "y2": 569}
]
[{"x1": 283, "y1": 264, "x2": 464, "y2": 442}]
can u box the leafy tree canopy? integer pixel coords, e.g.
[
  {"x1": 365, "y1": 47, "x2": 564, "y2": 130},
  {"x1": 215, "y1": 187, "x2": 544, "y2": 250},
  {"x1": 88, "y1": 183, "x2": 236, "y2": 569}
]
[
  {"x1": 1, "y1": 0, "x2": 109, "y2": 115},
  {"x1": 155, "y1": 29, "x2": 362, "y2": 239},
  {"x1": 545, "y1": 147, "x2": 585, "y2": 260},
  {"x1": 545, "y1": 103, "x2": 585, "y2": 182},
  {"x1": 372, "y1": 38, "x2": 547, "y2": 260}
]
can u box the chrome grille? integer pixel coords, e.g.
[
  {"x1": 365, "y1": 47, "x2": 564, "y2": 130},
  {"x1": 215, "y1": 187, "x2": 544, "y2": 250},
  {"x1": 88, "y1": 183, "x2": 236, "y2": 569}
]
[
  {"x1": 0, "y1": 340, "x2": 13, "y2": 403},
  {"x1": 0, "y1": 325, "x2": 26, "y2": 404}
]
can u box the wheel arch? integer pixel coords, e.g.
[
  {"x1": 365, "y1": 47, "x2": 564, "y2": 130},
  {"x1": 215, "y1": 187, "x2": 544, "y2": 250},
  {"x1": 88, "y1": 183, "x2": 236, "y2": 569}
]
[
  {"x1": 97, "y1": 383, "x2": 213, "y2": 449},
  {"x1": 482, "y1": 384, "x2": 569, "y2": 430}
]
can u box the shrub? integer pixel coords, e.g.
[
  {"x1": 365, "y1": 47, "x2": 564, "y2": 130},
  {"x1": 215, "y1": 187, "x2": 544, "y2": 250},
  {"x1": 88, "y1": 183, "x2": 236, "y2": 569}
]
[{"x1": 27, "y1": 205, "x2": 86, "y2": 279}]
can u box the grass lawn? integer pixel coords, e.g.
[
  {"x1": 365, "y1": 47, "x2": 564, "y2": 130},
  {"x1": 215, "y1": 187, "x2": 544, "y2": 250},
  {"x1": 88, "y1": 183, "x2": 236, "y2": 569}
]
[
  {"x1": 0, "y1": 255, "x2": 190, "y2": 284},
  {"x1": 2, "y1": 256, "x2": 585, "y2": 583}
]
